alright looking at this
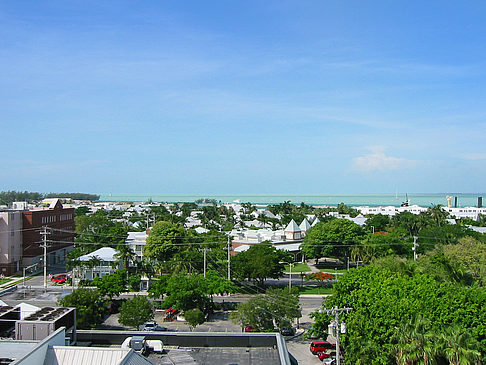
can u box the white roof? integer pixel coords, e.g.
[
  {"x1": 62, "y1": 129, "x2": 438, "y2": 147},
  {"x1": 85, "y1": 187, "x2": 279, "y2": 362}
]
[
  {"x1": 299, "y1": 219, "x2": 311, "y2": 231},
  {"x1": 285, "y1": 219, "x2": 301, "y2": 233},
  {"x1": 195, "y1": 227, "x2": 209, "y2": 234},
  {"x1": 126, "y1": 232, "x2": 148, "y2": 243},
  {"x1": 44, "y1": 346, "x2": 154, "y2": 365},
  {"x1": 348, "y1": 215, "x2": 367, "y2": 226},
  {"x1": 311, "y1": 217, "x2": 320, "y2": 226},
  {"x1": 275, "y1": 243, "x2": 302, "y2": 252},
  {"x1": 234, "y1": 245, "x2": 250, "y2": 253},
  {"x1": 15, "y1": 302, "x2": 40, "y2": 320},
  {"x1": 78, "y1": 247, "x2": 118, "y2": 262},
  {"x1": 468, "y1": 225, "x2": 486, "y2": 234}
]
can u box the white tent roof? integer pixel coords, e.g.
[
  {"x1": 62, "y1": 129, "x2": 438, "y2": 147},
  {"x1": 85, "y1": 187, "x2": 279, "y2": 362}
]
[
  {"x1": 284, "y1": 219, "x2": 301, "y2": 233},
  {"x1": 299, "y1": 219, "x2": 311, "y2": 231},
  {"x1": 311, "y1": 217, "x2": 320, "y2": 227},
  {"x1": 15, "y1": 302, "x2": 40, "y2": 320},
  {"x1": 78, "y1": 247, "x2": 118, "y2": 262}
]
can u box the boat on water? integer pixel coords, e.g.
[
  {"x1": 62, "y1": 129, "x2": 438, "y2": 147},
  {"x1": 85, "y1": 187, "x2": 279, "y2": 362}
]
[{"x1": 400, "y1": 194, "x2": 411, "y2": 207}]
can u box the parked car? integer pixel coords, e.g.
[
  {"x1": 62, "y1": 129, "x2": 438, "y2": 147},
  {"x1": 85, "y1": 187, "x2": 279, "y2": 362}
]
[
  {"x1": 51, "y1": 274, "x2": 68, "y2": 284},
  {"x1": 139, "y1": 321, "x2": 167, "y2": 331},
  {"x1": 318, "y1": 351, "x2": 337, "y2": 360},
  {"x1": 280, "y1": 326, "x2": 296, "y2": 336},
  {"x1": 310, "y1": 341, "x2": 333, "y2": 355},
  {"x1": 244, "y1": 325, "x2": 255, "y2": 332},
  {"x1": 322, "y1": 355, "x2": 345, "y2": 364}
]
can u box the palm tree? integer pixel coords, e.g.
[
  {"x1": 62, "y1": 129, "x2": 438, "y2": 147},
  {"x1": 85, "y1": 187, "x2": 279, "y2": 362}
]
[
  {"x1": 437, "y1": 324, "x2": 481, "y2": 365},
  {"x1": 394, "y1": 315, "x2": 440, "y2": 365},
  {"x1": 427, "y1": 205, "x2": 449, "y2": 227},
  {"x1": 114, "y1": 243, "x2": 136, "y2": 271}
]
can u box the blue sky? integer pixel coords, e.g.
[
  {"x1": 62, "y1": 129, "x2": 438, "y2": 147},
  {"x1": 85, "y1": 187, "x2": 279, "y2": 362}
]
[{"x1": 1, "y1": 1, "x2": 485, "y2": 194}]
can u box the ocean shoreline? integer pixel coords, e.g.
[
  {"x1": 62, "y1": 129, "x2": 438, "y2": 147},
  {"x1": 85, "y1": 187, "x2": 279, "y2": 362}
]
[{"x1": 97, "y1": 193, "x2": 486, "y2": 208}]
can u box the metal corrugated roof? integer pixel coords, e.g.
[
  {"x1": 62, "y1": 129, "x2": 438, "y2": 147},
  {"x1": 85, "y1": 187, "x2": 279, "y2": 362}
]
[{"x1": 44, "y1": 346, "x2": 154, "y2": 365}]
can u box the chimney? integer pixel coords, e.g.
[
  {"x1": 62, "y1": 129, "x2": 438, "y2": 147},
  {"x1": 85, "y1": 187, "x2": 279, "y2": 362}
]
[
  {"x1": 478, "y1": 197, "x2": 483, "y2": 208},
  {"x1": 454, "y1": 196, "x2": 458, "y2": 208}
]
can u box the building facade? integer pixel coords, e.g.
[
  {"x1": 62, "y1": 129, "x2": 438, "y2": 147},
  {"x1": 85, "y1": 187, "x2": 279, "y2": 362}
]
[
  {"x1": 22, "y1": 199, "x2": 75, "y2": 267},
  {"x1": 0, "y1": 211, "x2": 23, "y2": 275}
]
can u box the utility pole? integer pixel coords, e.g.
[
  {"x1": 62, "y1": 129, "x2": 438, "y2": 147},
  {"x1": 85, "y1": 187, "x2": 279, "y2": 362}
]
[
  {"x1": 227, "y1": 236, "x2": 231, "y2": 280},
  {"x1": 412, "y1": 236, "x2": 418, "y2": 261},
  {"x1": 323, "y1": 306, "x2": 353, "y2": 365},
  {"x1": 288, "y1": 263, "x2": 293, "y2": 289},
  {"x1": 40, "y1": 226, "x2": 50, "y2": 289},
  {"x1": 203, "y1": 248, "x2": 207, "y2": 278}
]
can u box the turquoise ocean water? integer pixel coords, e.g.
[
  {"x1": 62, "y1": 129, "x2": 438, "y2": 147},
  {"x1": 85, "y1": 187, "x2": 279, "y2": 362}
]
[{"x1": 98, "y1": 193, "x2": 485, "y2": 208}]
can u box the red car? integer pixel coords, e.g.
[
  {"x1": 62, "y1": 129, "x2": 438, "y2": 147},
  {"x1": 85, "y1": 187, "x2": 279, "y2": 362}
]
[
  {"x1": 310, "y1": 341, "x2": 333, "y2": 355},
  {"x1": 51, "y1": 275, "x2": 68, "y2": 284},
  {"x1": 244, "y1": 325, "x2": 255, "y2": 332},
  {"x1": 318, "y1": 351, "x2": 337, "y2": 360}
]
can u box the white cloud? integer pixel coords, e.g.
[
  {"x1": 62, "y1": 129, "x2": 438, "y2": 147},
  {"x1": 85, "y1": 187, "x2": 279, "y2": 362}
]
[{"x1": 352, "y1": 147, "x2": 413, "y2": 173}]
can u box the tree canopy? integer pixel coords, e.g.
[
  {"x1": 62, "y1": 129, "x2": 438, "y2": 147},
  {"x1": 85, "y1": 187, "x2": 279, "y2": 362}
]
[
  {"x1": 231, "y1": 242, "x2": 291, "y2": 286},
  {"x1": 118, "y1": 296, "x2": 153, "y2": 329},
  {"x1": 310, "y1": 263, "x2": 486, "y2": 364},
  {"x1": 230, "y1": 287, "x2": 301, "y2": 331},
  {"x1": 58, "y1": 288, "x2": 106, "y2": 329},
  {"x1": 301, "y1": 219, "x2": 365, "y2": 261}
]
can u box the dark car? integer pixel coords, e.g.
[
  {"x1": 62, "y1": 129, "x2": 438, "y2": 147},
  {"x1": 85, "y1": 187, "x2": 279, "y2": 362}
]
[
  {"x1": 280, "y1": 327, "x2": 296, "y2": 336},
  {"x1": 310, "y1": 341, "x2": 333, "y2": 355}
]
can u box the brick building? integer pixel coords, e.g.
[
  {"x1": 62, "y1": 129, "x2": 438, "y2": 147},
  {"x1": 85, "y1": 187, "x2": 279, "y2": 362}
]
[{"x1": 22, "y1": 199, "x2": 75, "y2": 267}]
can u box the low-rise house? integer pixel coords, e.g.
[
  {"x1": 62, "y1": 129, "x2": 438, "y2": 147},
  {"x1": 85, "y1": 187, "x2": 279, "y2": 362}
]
[{"x1": 77, "y1": 247, "x2": 122, "y2": 280}]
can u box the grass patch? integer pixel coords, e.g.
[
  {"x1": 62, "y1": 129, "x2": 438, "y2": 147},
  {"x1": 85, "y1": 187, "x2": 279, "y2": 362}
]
[
  {"x1": 284, "y1": 263, "x2": 310, "y2": 273},
  {"x1": 0, "y1": 278, "x2": 12, "y2": 286},
  {"x1": 297, "y1": 286, "x2": 333, "y2": 295}
]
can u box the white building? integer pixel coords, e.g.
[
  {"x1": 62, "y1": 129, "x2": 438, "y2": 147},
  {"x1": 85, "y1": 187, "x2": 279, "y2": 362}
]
[
  {"x1": 77, "y1": 247, "x2": 122, "y2": 280},
  {"x1": 125, "y1": 231, "x2": 149, "y2": 261},
  {"x1": 284, "y1": 220, "x2": 301, "y2": 240}
]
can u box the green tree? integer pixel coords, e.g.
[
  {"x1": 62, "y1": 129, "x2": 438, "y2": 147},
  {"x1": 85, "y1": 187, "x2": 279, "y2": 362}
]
[
  {"x1": 91, "y1": 270, "x2": 128, "y2": 299},
  {"x1": 163, "y1": 273, "x2": 212, "y2": 313},
  {"x1": 58, "y1": 288, "x2": 106, "y2": 329},
  {"x1": 391, "y1": 211, "x2": 427, "y2": 236},
  {"x1": 204, "y1": 270, "x2": 236, "y2": 296},
  {"x1": 114, "y1": 243, "x2": 136, "y2": 270},
  {"x1": 301, "y1": 219, "x2": 364, "y2": 262},
  {"x1": 394, "y1": 315, "x2": 439, "y2": 365},
  {"x1": 231, "y1": 242, "x2": 291, "y2": 286},
  {"x1": 310, "y1": 263, "x2": 486, "y2": 364},
  {"x1": 118, "y1": 296, "x2": 153, "y2": 329},
  {"x1": 437, "y1": 325, "x2": 481, "y2": 365},
  {"x1": 442, "y1": 237, "x2": 486, "y2": 286},
  {"x1": 351, "y1": 230, "x2": 410, "y2": 263},
  {"x1": 230, "y1": 287, "x2": 301, "y2": 331},
  {"x1": 143, "y1": 221, "x2": 187, "y2": 262},
  {"x1": 364, "y1": 214, "x2": 391, "y2": 233},
  {"x1": 184, "y1": 308, "x2": 206, "y2": 331}
]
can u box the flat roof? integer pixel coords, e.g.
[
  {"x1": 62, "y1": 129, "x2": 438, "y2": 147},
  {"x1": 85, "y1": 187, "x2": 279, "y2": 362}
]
[{"x1": 148, "y1": 346, "x2": 280, "y2": 365}]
